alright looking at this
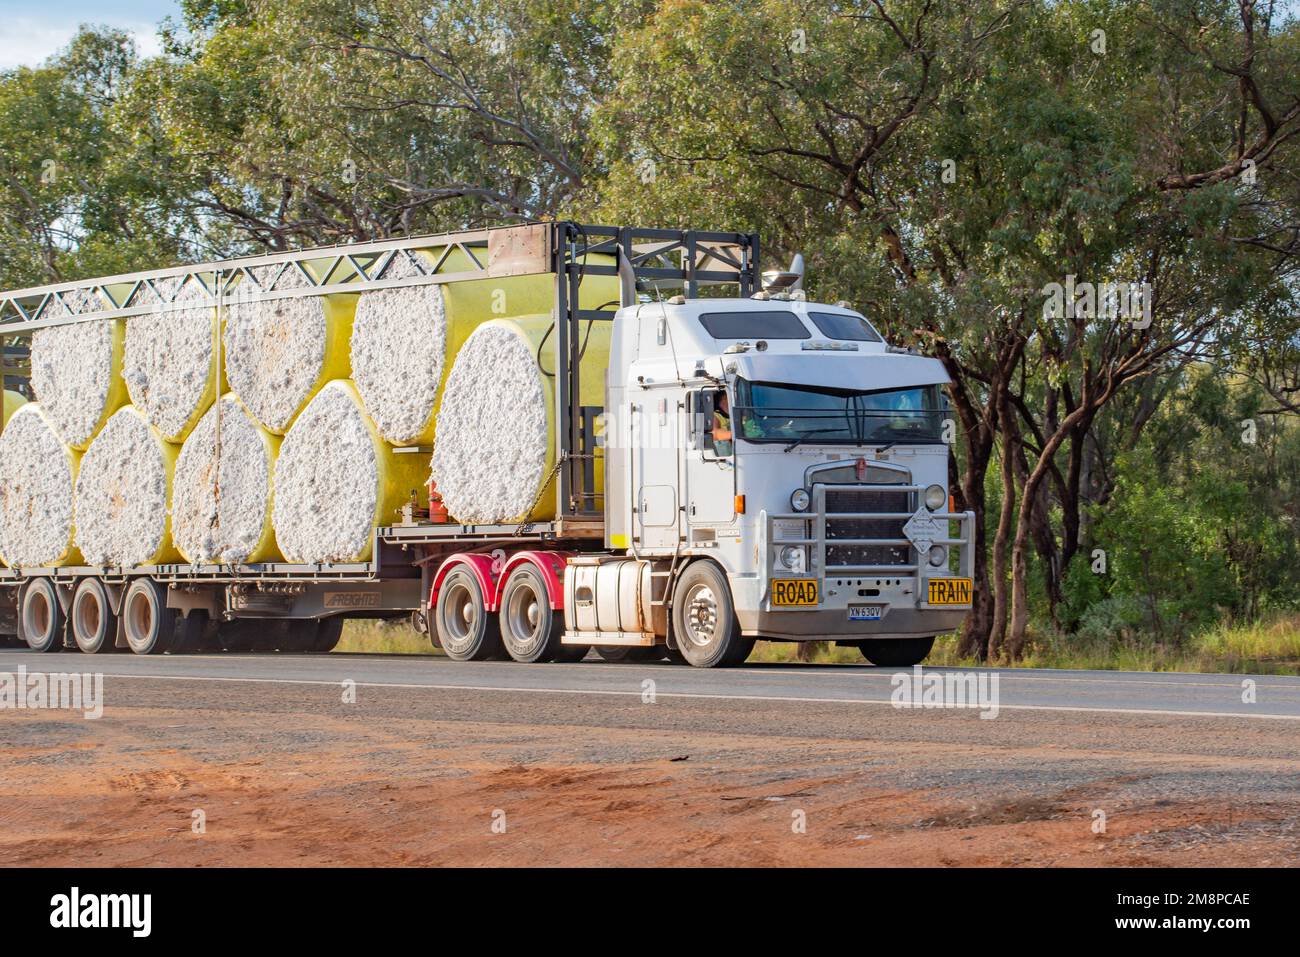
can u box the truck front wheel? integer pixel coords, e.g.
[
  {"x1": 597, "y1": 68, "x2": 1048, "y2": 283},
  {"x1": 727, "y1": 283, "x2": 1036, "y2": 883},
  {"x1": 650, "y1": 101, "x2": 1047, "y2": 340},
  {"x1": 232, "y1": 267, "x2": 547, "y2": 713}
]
[
  {"x1": 858, "y1": 636, "x2": 935, "y2": 667},
  {"x1": 436, "y1": 568, "x2": 502, "y2": 661},
  {"x1": 672, "y1": 562, "x2": 753, "y2": 668}
]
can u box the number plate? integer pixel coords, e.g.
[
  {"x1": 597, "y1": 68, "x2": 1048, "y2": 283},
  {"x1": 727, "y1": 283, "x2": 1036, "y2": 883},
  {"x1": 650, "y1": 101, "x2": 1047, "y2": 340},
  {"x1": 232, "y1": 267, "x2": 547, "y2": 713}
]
[
  {"x1": 771, "y1": 579, "x2": 819, "y2": 606},
  {"x1": 849, "y1": 604, "x2": 884, "y2": 621},
  {"x1": 927, "y1": 578, "x2": 973, "y2": 605}
]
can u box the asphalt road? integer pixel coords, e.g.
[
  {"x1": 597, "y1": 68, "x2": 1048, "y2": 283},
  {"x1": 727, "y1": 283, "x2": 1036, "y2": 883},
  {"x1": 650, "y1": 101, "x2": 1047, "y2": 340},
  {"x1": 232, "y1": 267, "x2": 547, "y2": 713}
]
[
  {"x1": 2, "y1": 647, "x2": 1298, "y2": 720},
  {"x1": 4, "y1": 648, "x2": 1300, "y2": 866}
]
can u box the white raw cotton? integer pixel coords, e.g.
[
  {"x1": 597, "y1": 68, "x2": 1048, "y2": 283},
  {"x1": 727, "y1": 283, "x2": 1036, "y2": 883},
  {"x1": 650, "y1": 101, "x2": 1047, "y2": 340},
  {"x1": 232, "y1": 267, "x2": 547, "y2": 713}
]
[
  {"x1": 0, "y1": 404, "x2": 78, "y2": 567},
  {"x1": 75, "y1": 407, "x2": 175, "y2": 566},
  {"x1": 271, "y1": 382, "x2": 381, "y2": 563},
  {"x1": 171, "y1": 396, "x2": 277, "y2": 564},
  {"x1": 431, "y1": 323, "x2": 550, "y2": 523},
  {"x1": 350, "y1": 284, "x2": 447, "y2": 444},
  {"x1": 29, "y1": 317, "x2": 122, "y2": 449},
  {"x1": 122, "y1": 281, "x2": 217, "y2": 441},
  {"x1": 223, "y1": 294, "x2": 334, "y2": 434}
]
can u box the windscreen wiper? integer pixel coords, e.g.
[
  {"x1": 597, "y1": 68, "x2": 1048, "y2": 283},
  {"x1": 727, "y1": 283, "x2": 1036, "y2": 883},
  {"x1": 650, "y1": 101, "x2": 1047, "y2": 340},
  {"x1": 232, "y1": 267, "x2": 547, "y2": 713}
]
[{"x1": 783, "y1": 428, "x2": 842, "y2": 453}]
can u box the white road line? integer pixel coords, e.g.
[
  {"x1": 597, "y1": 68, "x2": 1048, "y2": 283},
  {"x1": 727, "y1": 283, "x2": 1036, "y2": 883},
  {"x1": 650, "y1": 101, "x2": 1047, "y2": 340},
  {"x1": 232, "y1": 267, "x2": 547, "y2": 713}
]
[{"x1": 9, "y1": 668, "x2": 1299, "y2": 721}]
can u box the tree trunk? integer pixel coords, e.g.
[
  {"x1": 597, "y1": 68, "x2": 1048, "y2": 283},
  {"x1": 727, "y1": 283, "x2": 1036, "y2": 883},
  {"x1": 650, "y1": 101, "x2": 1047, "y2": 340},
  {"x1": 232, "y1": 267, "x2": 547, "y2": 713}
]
[{"x1": 988, "y1": 395, "x2": 1019, "y2": 659}]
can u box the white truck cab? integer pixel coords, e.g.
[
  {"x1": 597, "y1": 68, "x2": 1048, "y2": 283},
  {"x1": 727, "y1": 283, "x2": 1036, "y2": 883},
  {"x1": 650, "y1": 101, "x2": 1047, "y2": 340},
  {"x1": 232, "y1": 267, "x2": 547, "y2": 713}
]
[{"x1": 566, "y1": 290, "x2": 975, "y2": 667}]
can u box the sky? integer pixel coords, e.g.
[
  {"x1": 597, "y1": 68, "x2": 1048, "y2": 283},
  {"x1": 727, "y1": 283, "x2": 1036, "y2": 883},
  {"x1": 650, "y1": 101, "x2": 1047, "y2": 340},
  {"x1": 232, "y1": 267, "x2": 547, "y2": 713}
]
[{"x1": 0, "y1": 0, "x2": 180, "y2": 71}]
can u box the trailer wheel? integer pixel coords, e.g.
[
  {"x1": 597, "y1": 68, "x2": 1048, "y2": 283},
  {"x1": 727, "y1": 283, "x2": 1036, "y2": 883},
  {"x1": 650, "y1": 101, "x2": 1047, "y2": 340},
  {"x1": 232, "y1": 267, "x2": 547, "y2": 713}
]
[
  {"x1": 312, "y1": 616, "x2": 344, "y2": 653},
  {"x1": 171, "y1": 610, "x2": 209, "y2": 654},
  {"x1": 435, "y1": 568, "x2": 502, "y2": 661},
  {"x1": 122, "y1": 579, "x2": 176, "y2": 655},
  {"x1": 215, "y1": 619, "x2": 258, "y2": 652},
  {"x1": 19, "y1": 579, "x2": 64, "y2": 653},
  {"x1": 280, "y1": 619, "x2": 318, "y2": 652},
  {"x1": 858, "y1": 636, "x2": 934, "y2": 667},
  {"x1": 671, "y1": 561, "x2": 753, "y2": 668},
  {"x1": 71, "y1": 578, "x2": 118, "y2": 654},
  {"x1": 498, "y1": 564, "x2": 568, "y2": 663}
]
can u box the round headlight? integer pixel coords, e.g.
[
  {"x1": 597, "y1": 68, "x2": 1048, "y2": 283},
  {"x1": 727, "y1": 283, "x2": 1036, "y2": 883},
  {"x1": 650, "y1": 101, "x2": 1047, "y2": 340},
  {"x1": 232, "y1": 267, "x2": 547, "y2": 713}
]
[
  {"x1": 924, "y1": 484, "x2": 946, "y2": 511},
  {"x1": 928, "y1": 544, "x2": 948, "y2": 567},
  {"x1": 779, "y1": 545, "x2": 804, "y2": 570},
  {"x1": 790, "y1": 488, "x2": 810, "y2": 512}
]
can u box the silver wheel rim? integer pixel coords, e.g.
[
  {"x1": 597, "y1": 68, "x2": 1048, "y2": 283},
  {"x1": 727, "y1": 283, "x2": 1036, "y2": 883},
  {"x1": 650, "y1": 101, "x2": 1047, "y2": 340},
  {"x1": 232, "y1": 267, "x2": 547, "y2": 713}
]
[
  {"x1": 505, "y1": 581, "x2": 542, "y2": 650},
  {"x1": 442, "y1": 581, "x2": 476, "y2": 649},
  {"x1": 683, "y1": 583, "x2": 720, "y2": 647}
]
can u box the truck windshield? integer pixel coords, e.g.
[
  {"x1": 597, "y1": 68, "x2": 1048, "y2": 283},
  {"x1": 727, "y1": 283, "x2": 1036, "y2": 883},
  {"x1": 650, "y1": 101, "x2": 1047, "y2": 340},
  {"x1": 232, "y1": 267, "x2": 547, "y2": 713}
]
[{"x1": 733, "y1": 379, "x2": 944, "y2": 445}]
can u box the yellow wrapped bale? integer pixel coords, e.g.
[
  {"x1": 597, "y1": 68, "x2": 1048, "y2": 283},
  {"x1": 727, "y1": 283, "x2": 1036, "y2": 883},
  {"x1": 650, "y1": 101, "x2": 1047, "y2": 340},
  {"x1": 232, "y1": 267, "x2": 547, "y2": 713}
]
[
  {"x1": 171, "y1": 394, "x2": 281, "y2": 564},
  {"x1": 74, "y1": 406, "x2": 182, "y2": 566},
  {"x1": 223, "y1": 292, "x2": 356, "y2": 435},
  {"x1": 350, "y1": 251, "x2": 619, "y2": 447},
  {"x1": 0, "y1": 404, "x2": 82, "y2": 568},
  {"x1": 431, "y1": 315, "x2": 609, "y2": 524},
  {"x1": 3, "y1": 389, "x2": 26, "y2": 430},
  {"x1": 272, "y1": 380, "x2": 427, "y2": 563},
  {"x1": 30, "y1": 318, "x2": 129, "y2": 450}
]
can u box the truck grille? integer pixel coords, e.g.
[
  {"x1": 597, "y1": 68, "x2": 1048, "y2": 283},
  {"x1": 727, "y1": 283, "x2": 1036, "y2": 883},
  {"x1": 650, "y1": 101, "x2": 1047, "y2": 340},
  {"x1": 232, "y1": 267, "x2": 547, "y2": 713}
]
[{"x1": 824, "y1": 487, "x2": 911, "y2": 568}]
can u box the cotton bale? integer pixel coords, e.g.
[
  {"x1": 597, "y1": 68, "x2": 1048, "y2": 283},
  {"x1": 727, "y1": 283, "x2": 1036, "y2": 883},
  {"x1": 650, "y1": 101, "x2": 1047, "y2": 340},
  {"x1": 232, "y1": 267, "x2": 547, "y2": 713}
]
[
  {"x1": 74, "y1": 406, "x2": 181, "y2": 567},
  {"x1": 171, "y1": 394, "x2": 281, "y2": 564},
  {"x1": 271, "y1": 379, "x2": 427, "y2": 563},
  {"x1": 0, "y1": 404, "x2": 82, "y2": 568},
  {"x1": 349, "y1": 250, "x2": 619, "y2": 448},
  {"x1": 30, "y1": 304, "x2": 129, "y2": 450},
  {"x1": 223, "y1": 286, "x2": 356, "y2": 435},
  {"x1": 122, "y1": 277, "x2": 221, "y2": 443},
  {"x1": 431, "y1": 315, "x2": 610, "y2": 524}
]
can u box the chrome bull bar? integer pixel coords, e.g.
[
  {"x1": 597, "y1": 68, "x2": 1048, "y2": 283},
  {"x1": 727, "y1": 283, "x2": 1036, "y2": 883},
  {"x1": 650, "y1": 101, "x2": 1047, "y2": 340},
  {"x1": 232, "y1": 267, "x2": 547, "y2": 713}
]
[{"x1": 762, "y1": 483, "x2": 976, "y2": 609}]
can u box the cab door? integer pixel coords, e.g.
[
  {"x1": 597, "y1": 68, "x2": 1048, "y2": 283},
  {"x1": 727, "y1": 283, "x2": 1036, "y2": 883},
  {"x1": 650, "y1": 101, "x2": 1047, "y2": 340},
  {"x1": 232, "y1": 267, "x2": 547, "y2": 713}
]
[
  {"x1": 686, "y1": 389, "x2": 736, "y2": 525},
  {"x1": 632, "y1": 392, "x2": 681, "y2": 550}
]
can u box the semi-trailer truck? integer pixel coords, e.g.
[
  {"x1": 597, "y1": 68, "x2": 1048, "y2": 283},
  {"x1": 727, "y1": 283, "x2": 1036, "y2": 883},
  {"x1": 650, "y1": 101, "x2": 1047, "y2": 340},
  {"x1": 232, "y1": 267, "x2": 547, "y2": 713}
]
[{"x1": 0, "y1": 222, "x2": 974, "y2": 667}]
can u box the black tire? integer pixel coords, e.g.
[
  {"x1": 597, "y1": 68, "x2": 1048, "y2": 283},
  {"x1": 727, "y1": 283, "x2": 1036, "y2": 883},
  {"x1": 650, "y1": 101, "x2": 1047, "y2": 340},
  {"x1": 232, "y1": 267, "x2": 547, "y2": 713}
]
[
  {"x1": 498, "y1": 564, "x2": 565, "y2": 663},
  {"x1": 312, "y1": 617, "x2": 344, "y2": 653},
  {"x1": 595, "y1": 645, "x2": 661, "y2": 663},
  {"x1": 122, "y1": 578, "x2": 176, "y2": 655},
  {"x1": 858, "y1": 636, "x2": 935, "y2": 667},
  {"x1": 171, "y1": 610, "x2": 209, "y2": 654},
  {"x1": 435, "y1": 568, "x2": 502, "y2": 661},
  {"x1": 19, "y1": 578, "x2": 64, "y2": 653},
  {"x1": 280, "y1": 619, "x2": 319, "y2": 653},
  {"x1": 70, "y1": 578, "x2": 118, "y2": 654},
  {"x1": 671, "y1": 561, "x2": 753, "y2": 668},
  {"x1": 214, "y1": 619, "x2": 259, "y2": 652}
]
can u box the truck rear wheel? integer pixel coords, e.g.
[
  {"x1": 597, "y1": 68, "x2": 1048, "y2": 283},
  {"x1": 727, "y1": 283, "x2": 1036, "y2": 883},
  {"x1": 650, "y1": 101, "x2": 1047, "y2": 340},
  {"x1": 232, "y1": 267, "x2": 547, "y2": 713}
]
[
  {"x1": 858, "y1": 636, "x2": 935, "y2": 667},
  {"x1": 122, "y1": 579, "x2": 176, "y2": 655},
  {"x1": 71, "y1": 578, "x2": 118, "y2": 654},
  {"x1": 499, "y1": 564, "x2": 565, "y2": 663},
  {"x1": 436, "y1": 568, "x2": 502, "y2": 661},
  {"x1": 20, "y1": 578, "x2": 64, "y2": 653},
  {"x1": 671, "y1": 562, "x2": 753, "y2": 668}
]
